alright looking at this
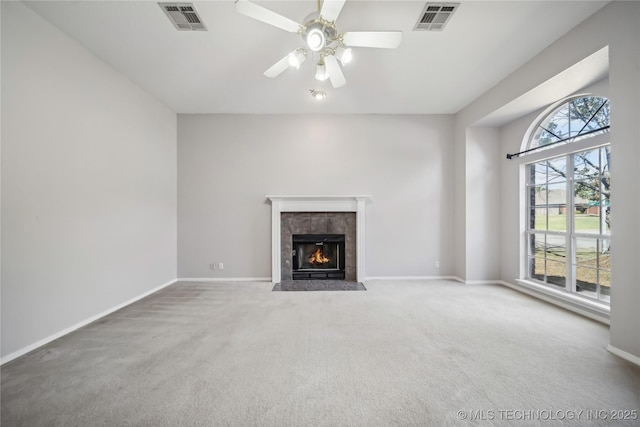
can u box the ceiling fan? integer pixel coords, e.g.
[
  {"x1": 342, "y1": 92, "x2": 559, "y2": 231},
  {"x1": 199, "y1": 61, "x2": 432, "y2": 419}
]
[{"x1": 235, "y1": 0, "x2": 402, "y2": 88}]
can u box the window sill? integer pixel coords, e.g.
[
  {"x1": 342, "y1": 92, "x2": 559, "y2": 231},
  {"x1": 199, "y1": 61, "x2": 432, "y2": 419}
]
[{"x1": 509, "y1": 279, "x2": 610, "y2": 324}]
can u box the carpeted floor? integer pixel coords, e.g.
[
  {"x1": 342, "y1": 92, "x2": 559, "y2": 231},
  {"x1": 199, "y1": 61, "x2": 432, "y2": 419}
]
[
  {"x1": 273, "y1": 280, "x2": 366, "y2": 291},
  {"x1": 1, "y1": 280, "x2": 639, "y2": 426}
]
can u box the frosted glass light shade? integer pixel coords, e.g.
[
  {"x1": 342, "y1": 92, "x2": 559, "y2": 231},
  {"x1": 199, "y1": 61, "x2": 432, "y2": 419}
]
[
  {"x1": 315, "y1": 62, "x2": 328, "y2": 81},
  {"x1": 288, "y1": 49, "x2": 307, "y2": 69},
  {"x1": 336, "y1": 46, "x2": 352, "y2": 65},
  {"x1": 306, "y1": 28, "x2": 325, "y2": 52}
]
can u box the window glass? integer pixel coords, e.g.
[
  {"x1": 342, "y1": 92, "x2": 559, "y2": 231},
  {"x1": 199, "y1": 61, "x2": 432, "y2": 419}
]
[
  {"x1": 525, "y1": 96, "x2": 610, "y2": 303},
  {"x1": 528, "y1": 97, "x2": 610, "y2": 151}
]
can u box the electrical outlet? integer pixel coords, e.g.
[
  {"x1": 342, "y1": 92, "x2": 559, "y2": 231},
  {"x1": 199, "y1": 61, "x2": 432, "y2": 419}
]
[
  {"x1": 435, "y1": 260, "x2": 440, "y2": 268},
  {"x1": 209, "y1": 263, "x2": 217, "y2": 270},
  {"x1": 218, "y1": 262, "x2": 224, "y2": 270}
]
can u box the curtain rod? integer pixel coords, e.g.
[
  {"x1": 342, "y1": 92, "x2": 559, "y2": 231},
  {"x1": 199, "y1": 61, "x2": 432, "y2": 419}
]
[{"x1": 506, "y1": 126, "x2": 610, "y2": 159}]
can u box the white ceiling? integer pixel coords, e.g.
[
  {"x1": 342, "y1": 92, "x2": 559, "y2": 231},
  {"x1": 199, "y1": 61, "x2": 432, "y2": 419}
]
[{"x1": 25, "y1": 0, "x2": 609, "y2": 114}]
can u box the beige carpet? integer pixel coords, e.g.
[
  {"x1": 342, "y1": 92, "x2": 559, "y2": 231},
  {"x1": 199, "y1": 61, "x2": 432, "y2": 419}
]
[{"x1": 2, "y1": 280, "x2": 639, "y2": 426}]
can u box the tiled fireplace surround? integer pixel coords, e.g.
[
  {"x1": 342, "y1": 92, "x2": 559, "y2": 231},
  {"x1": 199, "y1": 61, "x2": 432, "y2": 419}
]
[
  {"x1": 267, "y1": 196, "x2": 369, "y2": 283},
  {"x1": 281, "y1": 212, "x2": 356, "y2": 281}
]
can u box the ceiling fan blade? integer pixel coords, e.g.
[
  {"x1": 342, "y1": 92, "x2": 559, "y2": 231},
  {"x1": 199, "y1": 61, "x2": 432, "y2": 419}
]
[
  {"x1": 320, "y1": 0, "x2": 346, "y2": 22},
  {"x1": 324, "y1": 55, "x2": 346, "y2": 88},
  {"x1": 235, "y1": 0, "x2": 301, "y2": 33},
  {"x1": 342, "y1": 31, "x2": 402, "y2": 48},
  {"x1": 263, "y1": 52, "x2": 294, "y2": 78}
]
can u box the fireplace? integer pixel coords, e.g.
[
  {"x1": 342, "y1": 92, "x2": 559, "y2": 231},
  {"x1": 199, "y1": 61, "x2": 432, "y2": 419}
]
[
  {"x1": 292, "y1": 234, "x2": 346, "y2": 280},
  {"x1": 267, "y1": 195, "x2": 370, "y2": 283}
]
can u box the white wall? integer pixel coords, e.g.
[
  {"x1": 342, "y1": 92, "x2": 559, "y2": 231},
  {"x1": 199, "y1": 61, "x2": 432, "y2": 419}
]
[
  {"x1": 1, "y1": 2, "x2": 177, "y2": 359},
  {"x1": 178, "y1": 114, "x2": 454, "y2": 280},
  {"x1": 455, "y1": 2, "x2": 640, "y2": 360}
]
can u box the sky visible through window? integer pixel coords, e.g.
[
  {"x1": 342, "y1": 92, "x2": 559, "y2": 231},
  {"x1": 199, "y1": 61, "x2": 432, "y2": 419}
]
[
  {"x1": 526, "y1": 96, "x2": 611, "y2": 303},
  {"x1": 530, "y1": 96, "x2": 610, "y2": 151}
]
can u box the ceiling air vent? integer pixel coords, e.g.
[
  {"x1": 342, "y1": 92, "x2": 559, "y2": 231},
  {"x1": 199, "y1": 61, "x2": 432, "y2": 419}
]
[
  {"x1": 159, "y1": 3, "x2": 207, "y2": 31},
  {"x1": 414, "y1": 3, "x2": 459, "y2": 31}
]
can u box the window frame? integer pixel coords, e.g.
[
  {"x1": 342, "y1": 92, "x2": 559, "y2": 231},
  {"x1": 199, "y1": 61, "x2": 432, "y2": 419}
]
[{"x1": 520, "y1": 95, "x2": 611, "y2": 306}]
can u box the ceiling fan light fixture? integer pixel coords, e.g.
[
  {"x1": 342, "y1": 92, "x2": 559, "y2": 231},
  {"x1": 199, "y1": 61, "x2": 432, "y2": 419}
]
[
  {"x1": 335, "y1": 46, "x2": 352, "y2": 65},
  {"x1": 315, "y1": 60, "x2": 329, "y2": 81},
  {"x1": 310, "y1": 89, "x2": 327, "y2": 100},
  {"x1": 236, "y1": 0, "x2": 403, "y2": 88},
  {"x1": 288, "y1": 48, "x2": 308, "y2": 69},
  {"x1": 306, "y1": 27, "x2": 326, "y2": 51}
]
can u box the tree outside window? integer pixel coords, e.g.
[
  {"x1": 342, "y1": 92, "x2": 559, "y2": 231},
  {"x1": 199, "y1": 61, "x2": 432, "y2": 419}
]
[{"x1": 525, "y1": 96, "x2": 610, "y2": 303}]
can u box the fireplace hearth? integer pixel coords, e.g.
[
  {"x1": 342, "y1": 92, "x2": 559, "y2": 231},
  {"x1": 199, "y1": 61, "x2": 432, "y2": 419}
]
[{"x1": 292, "y1": 234, "x2": 345, "y2": 280}]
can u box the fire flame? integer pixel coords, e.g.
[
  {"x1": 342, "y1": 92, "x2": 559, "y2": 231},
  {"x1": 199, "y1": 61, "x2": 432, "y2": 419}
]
[{"x1": 308, "y1": 248, "x2": 330, "y2": 265}]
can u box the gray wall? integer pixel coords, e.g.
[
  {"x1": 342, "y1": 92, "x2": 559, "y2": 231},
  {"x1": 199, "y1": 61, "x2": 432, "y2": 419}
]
[
  {"x1": 1, "y1": 2, "x2": 177, "y2": 359},
  {"x1": 454, "y1": 2, "x2": 640, "y2": 359},
  {"x1": 499, "y1": 113, "x2": 533, "y2": 283},
  {"x1": 603, "y1": 2, "x2": 640, "y2": 359},
  {"x1": 498, "y1": 79, "x2": 610, "y2": 284},
  {"x1": 177, "y1": 114, "x2": 454, "y2": 279},
  {"x1": 465, "y1": 127, "x2": 501, "y2": 282},
  {"x1": 3, "y1": 0, "x2": 638, "y2": 364}
]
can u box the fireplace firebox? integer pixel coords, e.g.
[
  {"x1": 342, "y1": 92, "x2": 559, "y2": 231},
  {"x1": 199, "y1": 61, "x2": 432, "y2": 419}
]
[{"x1": 292, "y1": 234, "x2": 346, "y2": 280}]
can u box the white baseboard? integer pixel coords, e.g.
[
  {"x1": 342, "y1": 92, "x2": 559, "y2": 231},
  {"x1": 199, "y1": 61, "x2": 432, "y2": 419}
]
[
  {"x1": 365, "y1": 276, "x2": 459, "y2": 281},
  {"x1": 1, "y1": 278, "x2": 178, "y2": 366},
  {"x1": 177, "y1": 277, "x2": 271, "y2": 282},
  {"x1": 606, "y1": 345, "x2": 640, "y2": 367},
  {"x1": 447, "y1": 277, "x2": 503, "y2": 285},
  {"x1": 463, "y1": 279, "x2": 502, "y2": 285},
  {"x1": 499, "y1": 279, "x2": 610, "y2": 325}
]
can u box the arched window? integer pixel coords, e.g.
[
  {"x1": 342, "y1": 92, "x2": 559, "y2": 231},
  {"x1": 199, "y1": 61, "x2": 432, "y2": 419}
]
[
  {"x1": 529, "y1": 96, "x2": 610, "y2": 151},
  {"x1": 524, "y1": 96, "x2": 611, "y2": 303}
]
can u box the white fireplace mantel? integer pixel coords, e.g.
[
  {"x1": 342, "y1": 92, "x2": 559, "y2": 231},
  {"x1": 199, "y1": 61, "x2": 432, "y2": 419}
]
[{"x1": 267, "y1": 195, "x2": 370, "y2": 283}]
